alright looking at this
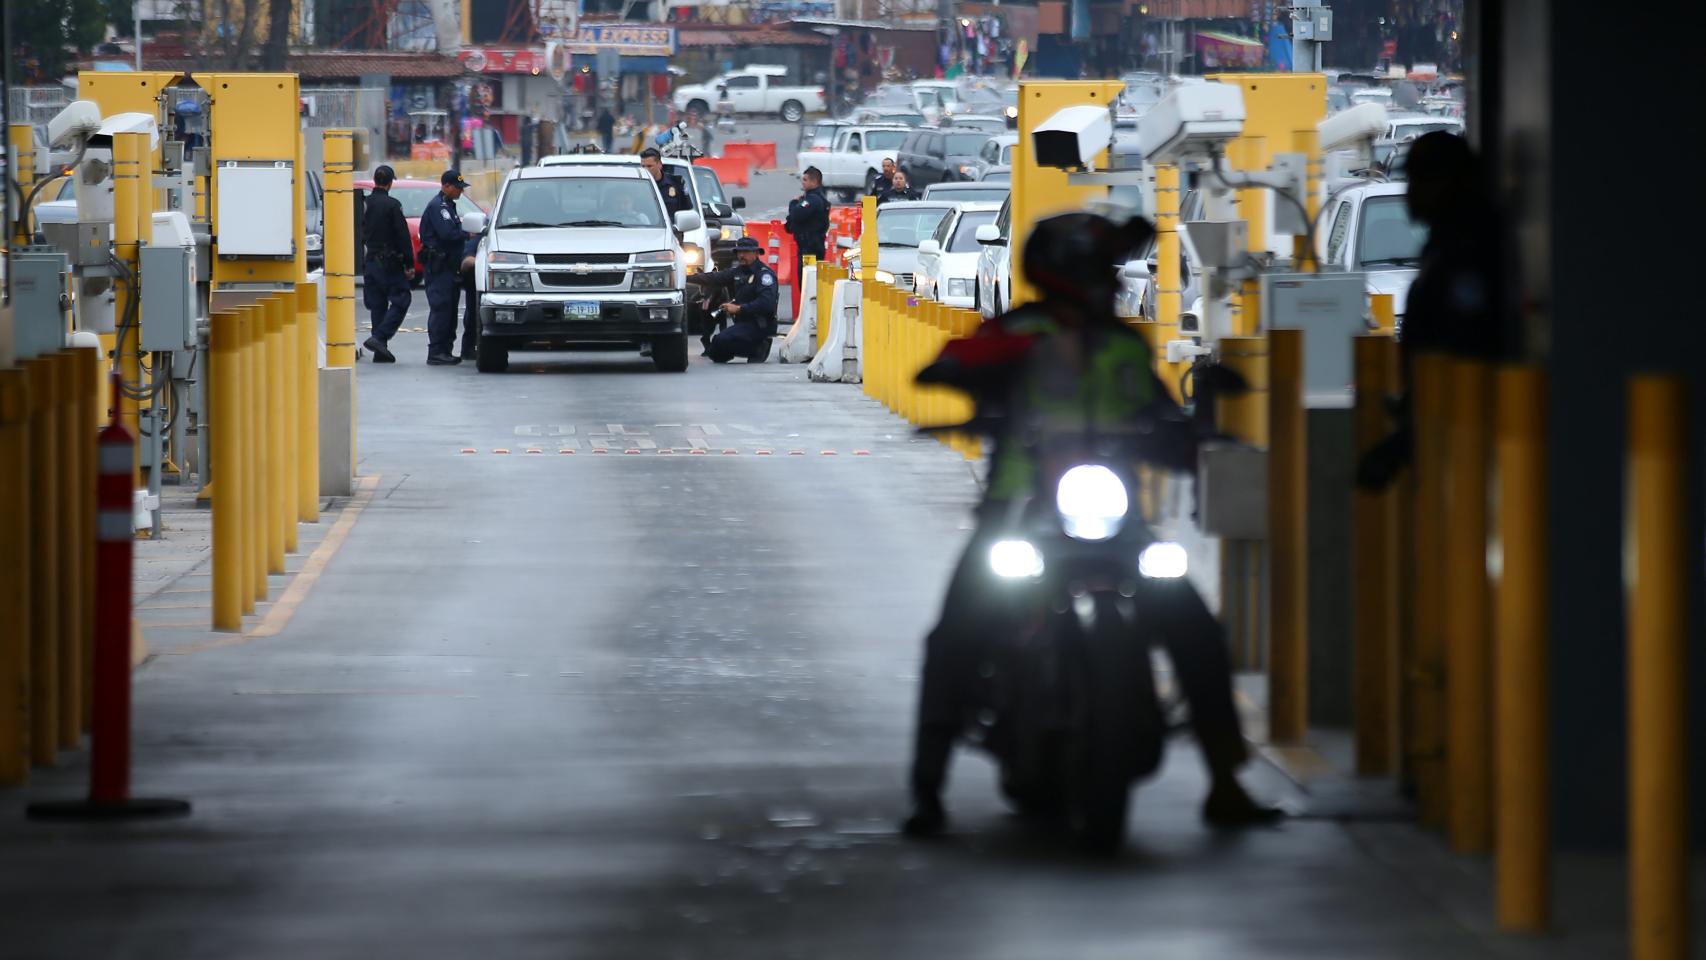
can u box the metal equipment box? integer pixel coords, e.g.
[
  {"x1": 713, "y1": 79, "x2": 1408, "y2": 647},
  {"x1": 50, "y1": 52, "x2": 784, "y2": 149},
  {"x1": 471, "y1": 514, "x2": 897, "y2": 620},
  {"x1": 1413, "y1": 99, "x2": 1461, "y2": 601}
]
[
  {"x1": 214, "y1": 162, "x2": 296, "y2": 256},
  {"x1": 40, "y1": 220, "x2": 114, "y2": 268},
  {"x1": 9, "y1": 248, "x2": 70, "y2": 361},
  {"x1": 1261, "y1": 271, "x2": 1367, "y2": 403},
  {"x1": 140, "y1": 245, "x2": 197, "y2": 352}
]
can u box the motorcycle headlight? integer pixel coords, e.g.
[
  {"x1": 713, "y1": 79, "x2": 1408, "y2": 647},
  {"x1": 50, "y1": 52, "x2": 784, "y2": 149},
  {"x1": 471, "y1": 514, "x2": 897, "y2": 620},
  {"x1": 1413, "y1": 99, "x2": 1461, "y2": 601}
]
[
  {"x1": 1055, "y1": 464, "x2": 1129, "y2": 542},
  {"x1": 989, "y1": 539, "x2": 1044, "y2": 579},
  {"x1": 1138, "y1": 541, "x2": 1188, "y2": 580}
]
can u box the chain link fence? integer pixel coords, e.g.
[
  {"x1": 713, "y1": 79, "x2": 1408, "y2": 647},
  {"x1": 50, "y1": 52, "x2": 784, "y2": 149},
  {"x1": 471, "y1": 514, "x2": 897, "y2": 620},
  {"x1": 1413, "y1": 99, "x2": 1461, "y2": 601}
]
[{"x1": 7, "y1": 86, "x2": 74, "y2": 129}]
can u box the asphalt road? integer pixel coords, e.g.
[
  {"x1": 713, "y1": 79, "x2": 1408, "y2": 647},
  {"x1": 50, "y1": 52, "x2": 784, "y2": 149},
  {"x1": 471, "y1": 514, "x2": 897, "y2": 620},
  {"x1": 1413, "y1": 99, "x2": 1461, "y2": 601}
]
[{"x1": 0, "y1": 300, "x2": 1557, "y2": 959}]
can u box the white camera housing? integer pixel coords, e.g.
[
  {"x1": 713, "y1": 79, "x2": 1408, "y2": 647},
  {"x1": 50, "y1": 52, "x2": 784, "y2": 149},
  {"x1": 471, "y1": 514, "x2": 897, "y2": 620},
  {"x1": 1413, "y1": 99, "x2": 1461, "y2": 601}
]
[
  {"x1": 94, "y1": 112, "x2": 160, "y2": 149},
  {"x1": 1137, "y1": 82, "x2": 1245, "y2": 166},
  {"x1": 1317, "y1": 102, "x2": 1389, "y2": 154},
  {"x1": 1030, "y1": 104, "x2": 1114, "y2": 171},
  {"x1": 47, "y1": 100, "x2": 103, "y2": 150}
]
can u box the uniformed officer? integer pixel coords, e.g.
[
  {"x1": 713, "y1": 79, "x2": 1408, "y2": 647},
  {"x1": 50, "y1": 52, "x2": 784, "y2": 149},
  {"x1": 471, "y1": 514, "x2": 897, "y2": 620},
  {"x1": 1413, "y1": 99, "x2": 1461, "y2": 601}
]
[
  {"x1": 876, "y1": 170, "x2": 920, "y2": 205},
  {"x1": 687, "y1": 236, "x2": 776, "y2": 363},
  {"x1": 457, "y1": 210, "x2": 486, "y2": 362},
  {"x1": 869, "y1": 157, "x2": 898, "y2": 197},
  {"x1": 640, "y1": 148, "x2": 693, "y2": 220},
  {"x1": 360, "y1": 164, "x2": 413, "y2": 363},
  {"x1": 419, "y1": 170, "x2": 469, "y2": 365},
  {"x1": 785, "y1": 166, "x2": 831, "y2": 288}
]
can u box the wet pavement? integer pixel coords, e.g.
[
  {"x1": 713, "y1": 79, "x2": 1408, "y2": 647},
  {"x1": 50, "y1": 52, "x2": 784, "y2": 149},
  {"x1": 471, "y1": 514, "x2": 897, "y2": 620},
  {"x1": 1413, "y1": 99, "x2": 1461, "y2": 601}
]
[{"x1": 0, "y1": 306, "x2": 1618, "y2": 959}]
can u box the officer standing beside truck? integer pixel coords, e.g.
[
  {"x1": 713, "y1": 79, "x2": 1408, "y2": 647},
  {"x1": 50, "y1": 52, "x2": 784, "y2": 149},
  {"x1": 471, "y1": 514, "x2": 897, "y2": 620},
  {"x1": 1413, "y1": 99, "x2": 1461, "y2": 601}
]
[
  {"x1": 419, "y1": 170, "x2": 470, "y2": 366},
  {"x1": 360, "y1": 164, "x2": 413, "y2": 363}
]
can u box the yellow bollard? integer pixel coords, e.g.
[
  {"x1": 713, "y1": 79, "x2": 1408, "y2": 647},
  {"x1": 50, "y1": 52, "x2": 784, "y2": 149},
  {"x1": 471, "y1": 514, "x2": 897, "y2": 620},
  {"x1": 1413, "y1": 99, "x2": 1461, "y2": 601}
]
[
  {"x1": 112, "y1": 132, "x2": 145, "y2": 483},
  {"x1": 1625, "y1": 375, "x2": 1689, "y2": 960},
  {"x1": 1352, "y1": 335, "x2": 1400, "y2": 775},
  {"x1": 295, "y1": 282, "x2": 322, "y2": 523},
  {"x1": 76, "y1": 347, "x2": 99, "y2": 730},
  {"x1": 1266, "y1": 328, "x2": 1308, "y2": 744},
  {"x1": 0, "y1": 368, "x2": 32, "y2": 784},
  {"x1": 1493, "y1": 365, "x2": 1549, "y2": 932},
  {"x1": 243, "y1": 307, "x2": 267, "y2": 606},
  {"x1": 1370, "y1": 293, "x2": 1396, "y2": 333},
  {"x1": 263, "y1": 300, "x2": 286, "y2": 576},
  {"x1": 279, "y1": 298, "x2": 300, "y2": 555},
  {"x1": 1408, "y1": 352, "x2": 1450, "y2": 827},
  {"x1": 323, "y1": 131, "x2": 358, "y2": 368},
  {"x1": 1443, "y1": 358, "x2": 1492, "y2": 854},
  {"x1": 8, "y1": 124, "x2": 35, "y2": 245},
  {"x1": 210, "y1": 313, "x2": 244, "y2": 631},
  {"x1": 53, "y1": 352, "x2": 82, "y2": 750},
  {"x1": 25, "y1": 356, "x2": 61, "y2": 767}
]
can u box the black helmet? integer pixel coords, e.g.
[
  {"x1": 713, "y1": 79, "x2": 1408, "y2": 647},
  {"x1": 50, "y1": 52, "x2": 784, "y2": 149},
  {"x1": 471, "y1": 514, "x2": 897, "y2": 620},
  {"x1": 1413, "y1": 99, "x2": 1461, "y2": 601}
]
[{"x1": 1022, "y1": 213, "x2": 1155, "y2": 306}]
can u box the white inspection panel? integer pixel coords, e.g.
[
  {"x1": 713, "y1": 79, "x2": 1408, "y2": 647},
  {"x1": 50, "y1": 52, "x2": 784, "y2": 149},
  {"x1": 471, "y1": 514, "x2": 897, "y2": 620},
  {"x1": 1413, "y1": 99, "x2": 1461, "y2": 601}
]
[{"x1": 216, "y1": 164, "x2": 295, "y2": 256}]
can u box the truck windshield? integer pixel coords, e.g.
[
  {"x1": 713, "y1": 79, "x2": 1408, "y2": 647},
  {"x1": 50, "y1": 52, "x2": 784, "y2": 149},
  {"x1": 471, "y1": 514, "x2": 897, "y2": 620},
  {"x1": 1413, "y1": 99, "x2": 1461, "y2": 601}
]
[
  {"x1": 947, "y1": 211, "x2": 998, "y2": 252},
  {"x1": 1356, "y1": 196, "x2": 1429, "y2": 266},
  {"x1": 864, "y1": 130, "x2": 907, "y2": 151},
  {"x1": 496, "y1": 178, "x2": 665, "y2": 229},
  {"x1": 691, "y1": 167, "x2": 725, "y2": 206}
]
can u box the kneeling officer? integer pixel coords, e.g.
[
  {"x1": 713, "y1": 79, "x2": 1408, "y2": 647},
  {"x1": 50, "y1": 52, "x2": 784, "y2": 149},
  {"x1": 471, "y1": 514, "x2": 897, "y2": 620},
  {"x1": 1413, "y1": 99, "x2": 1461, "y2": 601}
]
[{"x1": 687, "y1": 236, "x2": 776, "y2": 363}]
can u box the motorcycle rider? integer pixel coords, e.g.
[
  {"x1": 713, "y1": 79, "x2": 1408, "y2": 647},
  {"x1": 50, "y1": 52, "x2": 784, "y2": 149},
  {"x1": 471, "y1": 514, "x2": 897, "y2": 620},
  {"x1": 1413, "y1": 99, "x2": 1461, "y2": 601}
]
[{"x1": 903, "y1": 212, "x2": 1284, "y2": 838}]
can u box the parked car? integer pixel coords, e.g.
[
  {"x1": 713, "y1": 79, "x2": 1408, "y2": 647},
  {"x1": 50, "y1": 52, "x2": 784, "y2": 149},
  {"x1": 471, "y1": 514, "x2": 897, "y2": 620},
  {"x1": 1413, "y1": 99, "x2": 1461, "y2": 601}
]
[
  {"x1": 474, "y1": 164, "x2": 701, "y2": 373},
  {"x1": 971, "y1": 132, "x2": 1017, "y2": 181},
  {"x1": 913, "y1": 201, "x2": 1002, "y2": 308},
  {"x1": 841, "y1": 199, "x2": 955, "y2": 292},
  {"x1": 1316, "y1": 181, "x2": 1427, "y2": 324},
  {"x1": 673, "y1": 66, "x2": 826, "y2": 122},
  {"x1": 938, "y1": 114, "x2": 1008, "y2": 135},
  {"x1": 354, "y1": 176, "x2": 486, "y2": 281},
  {"x1": 920, "y1": 181, "x2": 1010, "y2": 203},
  {"x1": 803, "y1": 124, "x2": 913, "y2": 200},
  {"x1": 974, "y1": 196, "x2": 1012, "y2": 318},
  {"x1": 798, "y1": 118, "x2": 852, "y2": 153},
  {"x1": 896, "y1": 128, "x2": 994, "y2": 185}
]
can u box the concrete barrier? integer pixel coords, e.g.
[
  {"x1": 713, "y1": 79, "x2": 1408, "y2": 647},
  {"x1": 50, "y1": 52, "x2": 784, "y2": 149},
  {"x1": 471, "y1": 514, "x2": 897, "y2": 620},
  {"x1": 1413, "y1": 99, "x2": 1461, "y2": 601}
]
[
  {"x1": 779, "y1": 262, "x2": 817, "y2": 364},
  {"x1": 721, "y1": 141, "x2": 778, "y2": 170},
  {"x1": 807, "y1": 279, "x2": 862, "y2": 384}
]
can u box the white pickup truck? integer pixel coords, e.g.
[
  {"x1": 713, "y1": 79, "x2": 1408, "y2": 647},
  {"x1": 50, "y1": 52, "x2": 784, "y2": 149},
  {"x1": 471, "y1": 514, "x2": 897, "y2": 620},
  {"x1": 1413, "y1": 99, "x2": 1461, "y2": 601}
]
[
  {"x1": 798, "y1": 124, "x2": 913, "y2": 200},
  {"x1": 673, "y1": 66, "x2": 827, "y2": 123}
]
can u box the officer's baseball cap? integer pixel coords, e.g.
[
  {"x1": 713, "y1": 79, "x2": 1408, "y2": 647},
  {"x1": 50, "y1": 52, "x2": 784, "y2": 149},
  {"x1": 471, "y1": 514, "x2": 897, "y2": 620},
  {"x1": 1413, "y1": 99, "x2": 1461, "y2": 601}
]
[
  {"x1": 734, "y1": 236, "x2": 762, "y2": 252},
  {"x1": 441, "y1": 170, "x2": 470, "y2": 189}
]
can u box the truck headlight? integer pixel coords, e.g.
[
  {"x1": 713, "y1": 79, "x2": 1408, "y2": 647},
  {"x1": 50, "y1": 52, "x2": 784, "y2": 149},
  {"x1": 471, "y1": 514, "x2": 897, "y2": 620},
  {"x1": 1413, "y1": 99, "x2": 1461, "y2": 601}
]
[
  {"x1": 632, "y1": 267, "x2": 674, "y2": 291},
  {"x1": 490, "y1": 270, "x2": 533, "y2": 291},
  {"x1": 1056, "y1": 464, "x2": 1128, "y2": 542},
  {"x1": 873, "y1": 269, "x2": 895, "y2": 285},
  {"x1": 720, "y1": 224, "x2": 744, "y2": 242},
  {"x1": 682, "y1": 244, "x2": 705, "y2": 271},
  {"x1": 1138, "y1": 541, "x2": 1188, "y2": 580},
  {"x1": 487, "y1": 250, "x2": 528, "y2": 266},
  {"x1": 989, "y1": 539, "x2": 1044, "y2": 579}
]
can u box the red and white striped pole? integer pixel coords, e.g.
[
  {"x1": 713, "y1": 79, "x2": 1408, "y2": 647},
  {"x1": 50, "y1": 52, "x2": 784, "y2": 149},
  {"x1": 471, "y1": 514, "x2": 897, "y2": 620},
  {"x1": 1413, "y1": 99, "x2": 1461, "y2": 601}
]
[{"x1": 29, "y1": 376, "x2": 190, "y2": 821}]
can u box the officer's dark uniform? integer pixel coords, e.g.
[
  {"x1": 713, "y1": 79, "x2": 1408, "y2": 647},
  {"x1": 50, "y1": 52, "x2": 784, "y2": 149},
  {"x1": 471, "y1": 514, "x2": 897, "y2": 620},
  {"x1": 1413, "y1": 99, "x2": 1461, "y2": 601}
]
[
  {"x1": 458, "y1": 224, "x2": 483, "y2": 360},
  {"x1": 655, "y1": 169, "x2": 693, "y2": 220},
  {"x1": 361, "y1": 179, "x2": 413, "y2": 356},
  {"x1": 688, "y1": 238, "x2": 777, "y2": 363},
  {"x1": 877, "y1": 183, "x2": 920, "y2": 205},
  {"x1": 784, "y1": 183, "x2": 830, "y2": 292},
  {"x1": 869, "y1": 173, "x2": 894, "y2": 197},
  {"x1": 418, "y1": 174, "x2": 468, "y2": 363}
]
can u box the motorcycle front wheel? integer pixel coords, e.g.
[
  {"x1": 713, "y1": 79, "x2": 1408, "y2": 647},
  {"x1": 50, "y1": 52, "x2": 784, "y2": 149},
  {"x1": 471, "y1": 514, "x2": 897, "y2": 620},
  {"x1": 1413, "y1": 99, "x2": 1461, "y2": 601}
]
[{"x1": 1064, "y1": 593, "x2": 1144, "y2": 854}]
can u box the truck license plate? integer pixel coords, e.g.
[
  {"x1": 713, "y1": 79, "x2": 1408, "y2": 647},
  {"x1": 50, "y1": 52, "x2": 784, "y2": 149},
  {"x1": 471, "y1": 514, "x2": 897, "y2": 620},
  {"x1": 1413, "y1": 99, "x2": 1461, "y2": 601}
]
[{"x1": 563, "y1": 301, "x2": 600, "y2": 319}]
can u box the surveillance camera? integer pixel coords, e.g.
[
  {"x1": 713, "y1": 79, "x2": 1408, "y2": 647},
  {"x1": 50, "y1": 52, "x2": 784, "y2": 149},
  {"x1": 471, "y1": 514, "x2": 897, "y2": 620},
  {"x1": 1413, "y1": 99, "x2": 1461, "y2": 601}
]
[
  {"x1": 93, "y1": 112, "x2": 160, "y2": 150},
  {"x1": 1031, "y1": 104, "x2": 1113, "y2": 171},
  {"x1": 47, "y1": 100, "x2": 103, "y2": 150},
  {"x1": 1137, "y1": 82, "x2": 1245, "y2": 166},
  {"x1": 1317, "y1": 102, "x2": 1388, "y2": 154}
]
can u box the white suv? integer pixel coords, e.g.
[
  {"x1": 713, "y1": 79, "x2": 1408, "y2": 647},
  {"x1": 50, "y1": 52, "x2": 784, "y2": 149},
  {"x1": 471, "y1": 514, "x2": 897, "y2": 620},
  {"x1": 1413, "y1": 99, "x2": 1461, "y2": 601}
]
[{"x1": 476, "y1": 165, "x2": 702, "y2": 373}]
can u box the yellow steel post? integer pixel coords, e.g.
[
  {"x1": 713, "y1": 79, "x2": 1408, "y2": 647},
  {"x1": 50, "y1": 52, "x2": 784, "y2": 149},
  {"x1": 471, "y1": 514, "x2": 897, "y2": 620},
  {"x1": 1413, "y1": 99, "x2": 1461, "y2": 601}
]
[
  {"x1": 860, "y1": 196, "x2": 879, "y2": 401},
  {"x1": 1353, "y1": 335, "x2": 1400, "y2": 775},
  {"x1": 1443, "y1": 358, "x2": 1492, "y2": 854},
  {"x1": 261, "y1": 298, "x2": 284, "y2": 579},
  {"x1": 1292, "y1": 128, "x2": 1322, "y2": 272},
  {"x1": 112, "y1": 132, "x2": 145, "y2": 483},
  {"x1": 1493, "y1": 364, "x2": 1548, "y2": 932},
  {"x1": 76, "y1": 347, "x2": 99, "y2": 730},
  {"x1": 274, "y1": 296, "x2": 299, "y2": 555},
  {"x1": 1155, "y1": 163, "x2": 1182, "y2": 337},
  {"x1": 1010, "y1": 80, "x2": 1123, "y2": 307},
  {"x1": 0, "y1": 369, "x2": 32, "y2": 784},
  {"x1": 243, "y1": 307, "x2": 266, "y2": 606},
  {"x1": 1266, "y1": 328, "x2": 1307, "y2": 743},
  {"x1": 1626, "y1": 375, "x2": 1689, "y2": 960},
  {"x1": 1409, "y1": 353, "x2": 1450, "y2": 827},
  {"x1": 1370, "y1": 293, "x2": 1396, "y2": 333},
  {"x1": 295, "y1": 282, "x2": 321, "y2": 523},
  {"x1": 210, "y1": 313, "x2": 243, "y2": 631},
  {"x1": 52, "y1": 352, "x2": 81, "y2": 750},
  {"x1": 324, "y1": 131, "x2": 358, "y2": 368},
  {"x1": 8, "y1": 124, "x2": 35, "y2": 244},
  {"x1": 25, "y1": 357, "x2": 61, "y2": 767}
]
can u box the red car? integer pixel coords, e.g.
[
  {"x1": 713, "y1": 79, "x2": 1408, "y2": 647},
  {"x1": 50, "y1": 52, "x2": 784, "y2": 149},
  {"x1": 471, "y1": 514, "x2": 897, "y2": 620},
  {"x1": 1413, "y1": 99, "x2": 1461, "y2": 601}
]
[{"x1": 354, "y1": 177, "x2": 487, "y2": 280}]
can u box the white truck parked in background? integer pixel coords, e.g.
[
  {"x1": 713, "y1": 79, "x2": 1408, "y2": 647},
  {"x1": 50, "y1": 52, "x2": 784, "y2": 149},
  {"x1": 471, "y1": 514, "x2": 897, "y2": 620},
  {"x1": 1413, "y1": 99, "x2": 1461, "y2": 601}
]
[
  {"x1": 800, "y1": 124, "x2": 912, "y2": 200},
  {"x1": 673, "y1": 66, "x2": 827, "y2": 123}
]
